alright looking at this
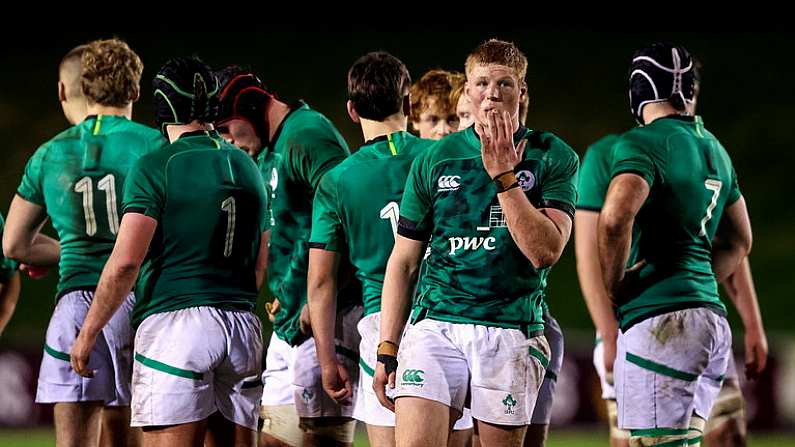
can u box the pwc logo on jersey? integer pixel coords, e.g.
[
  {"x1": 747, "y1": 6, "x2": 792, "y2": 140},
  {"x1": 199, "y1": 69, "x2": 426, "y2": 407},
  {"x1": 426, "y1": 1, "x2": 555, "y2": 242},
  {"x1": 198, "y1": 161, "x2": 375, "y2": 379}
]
[
  {"x1": 448, "y1": 236, "x2": 497, "y2": 255},
  {"x1": 437, "y1": 175, "x2": 461, "y2": 192}
]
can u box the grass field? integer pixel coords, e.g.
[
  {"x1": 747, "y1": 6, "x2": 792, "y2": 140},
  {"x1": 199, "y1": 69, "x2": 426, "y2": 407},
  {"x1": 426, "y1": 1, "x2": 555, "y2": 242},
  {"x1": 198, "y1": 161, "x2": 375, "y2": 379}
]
[{"x1": 1, "y1": 428, "x2": 794, "y2": 446}]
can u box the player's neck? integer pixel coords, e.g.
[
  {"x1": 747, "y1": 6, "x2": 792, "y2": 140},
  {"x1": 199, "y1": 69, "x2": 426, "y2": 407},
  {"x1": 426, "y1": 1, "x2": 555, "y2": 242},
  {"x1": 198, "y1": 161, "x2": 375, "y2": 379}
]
[
  {"x1": 359, "y1": 113, "x2": 407, "y2": 142},
  {"x1": 86, "y1": 102, "x2": 133, "y2": 120},
  {"x1": 642, "y1": 102, "x2": 689, "y2": 124},
  {"x1": 267, "y1": 99, "x2": 292, "y2": 143},
  {"x1": 166, "y1": 121, "x2": 213, "y2": 143}
]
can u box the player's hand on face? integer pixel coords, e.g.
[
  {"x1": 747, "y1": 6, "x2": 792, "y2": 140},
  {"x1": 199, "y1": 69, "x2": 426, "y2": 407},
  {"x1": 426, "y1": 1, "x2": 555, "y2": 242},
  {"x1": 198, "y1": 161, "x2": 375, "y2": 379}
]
[
  {"x1": 373, "y1": 361, "x2": 396, "y2": 412},
  {"x1": 744, "y1": 328, "x2": 768, "y2": 380},
  {"x1": 298, "y1": 304, "x2": 312, "y2": 335},
  {"x1": 265, "y1": 298, "x2": 280, "y2": 323},
  {"x1": 70, "y1": 333, "x2": 97, "y2": 378},
  {"x1": 477, "y1": 110, "x2": 527, "y2": 179},
  {"x1": 321, "y1": 360, "x2": 353, "y2": 405}
]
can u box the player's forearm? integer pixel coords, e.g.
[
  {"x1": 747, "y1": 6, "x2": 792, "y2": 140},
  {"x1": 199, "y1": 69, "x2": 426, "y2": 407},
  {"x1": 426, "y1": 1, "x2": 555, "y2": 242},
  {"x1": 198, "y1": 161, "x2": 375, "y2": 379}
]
[
  {"x1": 0, "y1": 274, "x2": 21, "y2": 336},
  {"x1": 597, "y1": 213, "x2": 632, "y2": 296},
  {"x1": 4, "y1": 232, "x2": 60, "y2": 267},
  {"x1": 575, "y1": 214, "x2": 619, "y2": 337},
  {"x1": 380, "y1": 255, "x2": 418, "y2": 345},
  {"x1": 79, "y1": 261, "x2": 138, "y2": 341},
  {"x1": 724, "y1": 257, "x2": 765, "y2": 336},
  {"x1": 577, "y1": 264, "x2": 618, "y2": 337},
  {"x1": 27, "y1": 234, "x2": 60, "y2": 267},
  {"x1": 498, "y1": 188, "x2": 566, "y2": 269},
  {"x1": 307, "y1": 276, "x2": 339, "y2": 369}
]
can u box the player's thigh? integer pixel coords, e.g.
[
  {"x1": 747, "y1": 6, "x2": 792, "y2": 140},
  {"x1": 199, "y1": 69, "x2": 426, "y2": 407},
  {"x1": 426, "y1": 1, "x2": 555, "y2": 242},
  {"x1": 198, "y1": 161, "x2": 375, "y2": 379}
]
[
  {"x1": 395, "y1": 396, "x2": 455, "y2": 447},
  {"x1": 468, "y1": 326, "x2": 549, "y2": 427},
  {"x1": 394, "y1": 319, "x2": 469, "y2": 415},
  {"x1": 475, "y1": 418, "x2": 527, "y2": 447}
]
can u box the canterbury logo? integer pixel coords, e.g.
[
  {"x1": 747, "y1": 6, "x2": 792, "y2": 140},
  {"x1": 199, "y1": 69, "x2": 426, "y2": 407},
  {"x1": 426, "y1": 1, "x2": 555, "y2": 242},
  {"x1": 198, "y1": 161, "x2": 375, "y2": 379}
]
[
  {"x1": 402, "y1": 369, "x2": 425, "y2": 383},
  {"x1": 437, "y1": 175, "x2": 461, "y2": 191},
  {"x1": 449, "y1": 236, "x2": 496, "y2": 255}
]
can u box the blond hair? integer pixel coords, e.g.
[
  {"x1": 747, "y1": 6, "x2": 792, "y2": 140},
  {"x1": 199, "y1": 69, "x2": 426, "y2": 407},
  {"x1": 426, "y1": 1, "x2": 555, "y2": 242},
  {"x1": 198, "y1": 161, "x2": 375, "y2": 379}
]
[{"x1": 81, "y1": 38, "x2": 143, "y2": 107}]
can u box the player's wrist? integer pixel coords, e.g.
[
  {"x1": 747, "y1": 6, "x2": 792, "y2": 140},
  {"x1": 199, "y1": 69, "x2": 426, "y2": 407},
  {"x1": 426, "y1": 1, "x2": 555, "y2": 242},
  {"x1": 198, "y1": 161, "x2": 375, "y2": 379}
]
[
  {"x1": 377, "y1": 340, "x2": 398, "y2": 356},
  {"x1": 492, "y1": 170, "x2": 519, "y2": 193},
  {"x1": 377, "y1": 340, "x2": 399, "y2": 375}
]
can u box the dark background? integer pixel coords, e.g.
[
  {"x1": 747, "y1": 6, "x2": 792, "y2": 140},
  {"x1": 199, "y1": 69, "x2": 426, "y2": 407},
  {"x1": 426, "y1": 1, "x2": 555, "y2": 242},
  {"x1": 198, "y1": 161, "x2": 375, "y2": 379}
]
[{"x1": 1, "y1": 30, "x2": 792, "y2": 349}]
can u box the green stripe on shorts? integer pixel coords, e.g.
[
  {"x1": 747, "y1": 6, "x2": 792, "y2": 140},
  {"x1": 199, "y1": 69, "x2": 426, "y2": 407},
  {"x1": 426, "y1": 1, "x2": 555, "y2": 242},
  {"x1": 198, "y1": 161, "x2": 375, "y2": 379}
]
[
  {"x1": 545, "y1": 370, "x2": 558, "y2": 381},
  {"x1": 529, "y1": 346, "x2": 550, "y2": 369},
  {"x1": 630, "y1": 428, "x2": 690, "y2": 438},
  {"x1": 44, "y1": 344, "x2": 71, "y2": 362},
  {"x1": 359, "y1": 358, "x2": 375, "y2": 377},
  {"x1": 134, "y1": 353, "x2": 203, "y2": 380},
  {"x1": 626, "y1": 352, "x2": 699, "y2": 382}
]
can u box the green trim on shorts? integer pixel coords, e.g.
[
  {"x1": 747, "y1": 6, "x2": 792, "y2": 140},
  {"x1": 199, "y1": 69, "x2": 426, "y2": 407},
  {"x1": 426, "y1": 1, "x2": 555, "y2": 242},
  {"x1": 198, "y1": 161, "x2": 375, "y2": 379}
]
[
  {"x1": 529, "y1": 346, "x2": 550, "y2": 369},
  {"x1": 545, "y1": 370, "x2": 558, "y2": 381},
  {"x1": 359, "y1": 358, "x2": 375, "y2": 377},
  {"x1": 44, "y1": 344, "x2": 71, "y2": 362},
  {"x1": 595, "y1": 336, "x2": 603, "y2": 345},
  {"x1": 630, "y1": 428, "x2": 689, "y2": 437},
  {"x1": 716, "y1": 374, "x2": 726, "y2": 382},
  {"x1": 335, "y1": 345, "x2": 359, "y2": 363},
  {"x1": 134, "y1": 353, "x2": 203, "y2": 380},
  {"x1": 687, "y1": 436, "x2": 703, "y2": 445},
  {"x1": 626, "y1": 352, "x2": 699, "y2": 382}
]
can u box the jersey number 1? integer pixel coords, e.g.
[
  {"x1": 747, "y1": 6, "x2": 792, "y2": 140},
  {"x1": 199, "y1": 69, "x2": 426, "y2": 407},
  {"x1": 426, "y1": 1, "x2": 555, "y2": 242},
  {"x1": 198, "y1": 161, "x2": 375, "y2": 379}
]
[
  {"x1": 74, "y1": 175, "x2": 119, "y2": 236},
  {"x1": 699, "y1": 179, "x2": 722, "y2": 237},
  {"x1": 221, "y1": 196, "x2": 236, "y2": 258},
  {"x1": 380, "y1": 201, "x2": 399, "y2": 239}
]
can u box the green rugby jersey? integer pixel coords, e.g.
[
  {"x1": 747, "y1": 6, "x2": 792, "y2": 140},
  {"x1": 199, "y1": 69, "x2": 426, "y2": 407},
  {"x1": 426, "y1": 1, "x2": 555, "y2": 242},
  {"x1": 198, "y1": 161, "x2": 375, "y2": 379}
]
[
  {"x1": 310, "y1": 131, "x2": 432, "y2": 317},
  {"x1": 257, "y1": 102, "x2": 350, "y2": 345},
  {"x1": 577, "y1": 134, "x2": 619, "y2": 211},
  {"x1": 16, "y1": 115, "x2": 166, "y2": 296},
  {"x1": 609, "y1": 116, "x2": 740, "y2": 330},
  {"x1": 0, "y1": 214, "x2": 19, "y2": 283},
  {"x1": 398, "y1": 126, "x2": 579, "y2": 331},
  {"x1": 123, "y1": 130, "x2": 269, "y2": 328}
]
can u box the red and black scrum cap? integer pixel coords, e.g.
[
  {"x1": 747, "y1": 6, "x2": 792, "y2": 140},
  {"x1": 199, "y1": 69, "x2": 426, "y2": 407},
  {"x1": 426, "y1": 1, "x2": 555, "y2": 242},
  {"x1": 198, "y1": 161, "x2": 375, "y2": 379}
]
[{"x1": 215, "y1": 66, "x2": 273, "y2": 141}]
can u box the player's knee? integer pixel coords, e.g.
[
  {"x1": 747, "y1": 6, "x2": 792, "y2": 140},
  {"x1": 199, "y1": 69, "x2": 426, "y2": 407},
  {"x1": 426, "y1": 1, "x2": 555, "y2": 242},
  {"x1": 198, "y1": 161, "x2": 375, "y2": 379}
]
[
  {"x1": 686, "y1": 415, "x2": 706, "y2": 447},
  {"x1": 705, "y1": 388, "x2": 746, "y2": 446},
  {"x1": 630, "y1": 421, "x2": 704, "y2": 447},
  {"x1": 300, "y1": 417, "x2": 356, "y2": 446},
  {"x1": 260, "y1": 404, "x2": 304, "y2": 446},
  {"x1": 606, "y1": 400, "x2": 630, "y2": 442}
]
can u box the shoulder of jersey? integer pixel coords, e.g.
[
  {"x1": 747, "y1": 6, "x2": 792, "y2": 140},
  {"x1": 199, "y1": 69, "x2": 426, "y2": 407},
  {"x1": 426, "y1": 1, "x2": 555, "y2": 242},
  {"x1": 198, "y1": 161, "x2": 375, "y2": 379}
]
[
  {"x1": 526, "y1": 129, "x2": 578, "y2": 161},
  {"x1": 45, "y1": 124, "x2": 83, "y2": 146}
]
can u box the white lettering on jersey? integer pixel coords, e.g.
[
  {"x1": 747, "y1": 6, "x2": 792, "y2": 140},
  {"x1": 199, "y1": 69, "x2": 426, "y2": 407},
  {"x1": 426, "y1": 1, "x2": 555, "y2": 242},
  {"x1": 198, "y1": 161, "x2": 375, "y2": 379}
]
[{"x1": 448, "y1": 236, "x2": 497, "y2": 255}]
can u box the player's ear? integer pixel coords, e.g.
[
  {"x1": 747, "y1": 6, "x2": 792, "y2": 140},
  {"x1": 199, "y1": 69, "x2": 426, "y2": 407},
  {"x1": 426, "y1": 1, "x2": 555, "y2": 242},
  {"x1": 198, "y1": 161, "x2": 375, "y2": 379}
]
[
  {"x1": 131, "y1": 83, "x2": 141, "y2": 103},
  {"x1": 347, "y1": 100, "x2": 360, "y2": 124},
  {"x1": 58, "y1": 81, "x2": 66, "y2": 102}
]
